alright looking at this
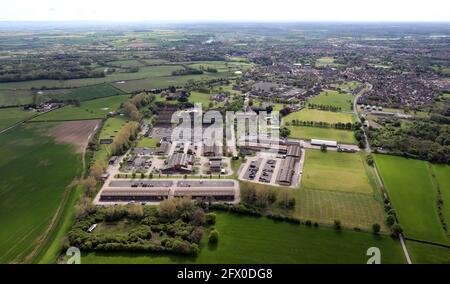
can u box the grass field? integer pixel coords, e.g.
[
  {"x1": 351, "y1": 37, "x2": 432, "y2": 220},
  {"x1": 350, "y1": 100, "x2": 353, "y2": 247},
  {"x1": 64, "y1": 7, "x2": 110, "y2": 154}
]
[
  {"x1": 308, "y1": 90, "x2": 354, "y2": 111},
  {"x1": 374, "y1": 155, "x2": 450, "y2": 245},
  {"x1": 0, "y1": 123, "x2": 81, "y2": 263},
  {"x1": 137, "y1": 137, "x2": 160, "y2": 148},
  {"x1": 0, "y1": 107, "x2": 36, "y2": 130},
  {"x1": 407, "y1": 241, "x2": 450, "y2": 264},
  {"x1": 297, "y1": 150, "x2": 386, "y2": 230},
  {"x1": 188, "y1": 91, "x2": 225, "y2": 109},
  {"x1": 80, "y1": 212, "x2": 405, "y2": 264},
  {"x1": 431, "y1": 164, "x2": 450, "y2": 226},
  {"x1": 302, "y1": 150, "x2": 373, "y2": 194},
  {"x1": 315, "y1": 57, "x2": 342, "y2": 67},
  {"x1": 287, "y1": 125, "x2": 356, "y2": 144},
  {"x1": 284, "y1": 109, "x2": 356, "y2": 124},
  {"x1": 94, "y1": 116, "x2": 130, "y2": 163},
  {"x1": 53, "y1": 83, "x2": 127, "y2": 102},
  {"x1": 336, "y1": 81, "x2": 361, "y2": 92},
  {"x1": 0, "y1": 89, "x2": 34, "y2": 106},
  {"x1": 32, "y1": 95, "x2": 129, "y2": 122}
]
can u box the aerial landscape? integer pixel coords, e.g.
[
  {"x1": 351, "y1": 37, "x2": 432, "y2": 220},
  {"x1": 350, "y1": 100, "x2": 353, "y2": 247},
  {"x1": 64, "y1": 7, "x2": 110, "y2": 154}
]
[{"x1": 0, "y1": 0, "x2": 449, "y2": 271}]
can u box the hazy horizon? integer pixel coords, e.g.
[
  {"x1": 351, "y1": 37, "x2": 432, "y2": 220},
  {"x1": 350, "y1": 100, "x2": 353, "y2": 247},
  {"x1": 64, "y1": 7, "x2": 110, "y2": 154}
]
[{"x1": 0, "y1": 0, "x2": 449, "y2": 22}]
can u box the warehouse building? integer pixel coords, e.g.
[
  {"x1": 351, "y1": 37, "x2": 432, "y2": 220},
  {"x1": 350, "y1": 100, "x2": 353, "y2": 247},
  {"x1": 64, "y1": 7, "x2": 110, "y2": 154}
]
[
  {"x1": 277, "y1": 156, "x2": 297, "y2": 186},
  {"x1": 310, "y1": 139, "x2": 338, "y2": 147},
  {"x1": 161, "y1": 153, "x2": 194, "y2": 174}
]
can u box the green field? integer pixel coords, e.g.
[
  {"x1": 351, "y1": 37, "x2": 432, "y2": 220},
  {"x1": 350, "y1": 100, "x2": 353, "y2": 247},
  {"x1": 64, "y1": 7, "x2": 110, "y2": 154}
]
[
  {"x1": 302, "y1": 150, "x2": 373, "y2": 194},
  {"x1": 94, "y1": 116, "x2": 130, "y2": 163},
  {"x1": 137, "y1": 137, "x2": 160, "y2": 148},
  {"x1": 80, "y1": 212, "x2": 405, "y2": 264},
  {"x1": 0, "y1": 123, "x2": 81, "y2": 263},
  {"x1": 53, "y1": 83, "x2": 127, "y2": 102},
  {"x1": 287, "y1": 125, "x2": 356, "y2": 144},
  {"x1": 297, "y1": 150, "x2": 385, "y2": 230},
  {"x1": 32, "y1": 95, "x2": 129, "y2": 122},
  {"x1": 315, "y1": 57, "x2": 342, "y2": 67},
  {"x1": 308, "y1": 90, "x2": 354, "y2": 111},
  {"x1": 0, "y1": 89, "x2": 34, "y2": 106},
  {"x1": 0, "y1": 65, "x2": 184, "y2": 90},
  {"x1": 284, "y1": 109, "x2": 356, "y2": 124},
  {"x1": 187, "y1": 61, "x2": 253, "y2": 73},
  {"x1": 0, "y1": 107, "x2": 36, "y2": 130},
  {"x1": 374, "y1": 155, "x2": 450, "y2": 245},
  {"x1": 336, "y1": 81, "x2": 361, "y2": 92},
  {"x1": 407, "y1": 241, "x2": 450, "y2": 264},
  {"x1": 431, "y1": 164, "x2": 450, "y2": 226}
]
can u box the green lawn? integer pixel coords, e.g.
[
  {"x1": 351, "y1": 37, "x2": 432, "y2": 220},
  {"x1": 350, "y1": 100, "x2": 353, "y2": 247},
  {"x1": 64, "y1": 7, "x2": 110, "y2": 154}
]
[
  {"x1": 308, "y1": 90, "x2": 354, "y2": 111},
  {"x1": 94, "y1": 116, "x2": 130, "y2": 163},
  {"x1": 302, "y1": 150, "x2": 373, "y2": 194},
  {"x1": 297, "y1": 150, "x2": 385, "y2": 231},
  {"x1": 32, "y1": 95, "x2": 129, "y2": 122},
  {"x1": 0, "y1": 123, "x2": 81, "y2": 263},
  {"x1": 430, "y1": 164, "x2": 450, "y2": 228},
  {"x1": 0, "y1": 107, "x2": 36, "y2": 130},
  {"x1": 284, "y1": 109, "x2": 356, "y2": 125},
  {"x1": 137, "y1": 137, "x2": 160, "y2": 148},
  {"x1": 374, "y1": 155, "x2": 450, "y2": 245},
  {"x1": 315, "y1": 57, "x2": 342, "y2": 67},
  {"x1": 336, "y1": 81, "x2": 361, "y2": 93},
  {"x1": 407, "y1": 241, "x2": 450, "y2": 264},
  {"x1": 80, "y1": 212, "x2": 405, "y2": 264},
  {"x1": 287, "y1": 125, "x2": 357, "y2": 144}
]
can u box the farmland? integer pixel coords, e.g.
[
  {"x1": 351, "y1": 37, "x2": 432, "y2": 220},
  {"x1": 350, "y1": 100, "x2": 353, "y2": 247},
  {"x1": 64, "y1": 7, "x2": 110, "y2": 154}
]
[
  {"x1": 407, "y1": 241, "x2": 450, "y2": 264},
  {"x1": 287, "y1": 125, "x2": 357, "y2": 144},
  {"x1": 80, "y1": 212, "x2": 405, "y2": 264},
  {"x1": 0, "y1": 107, "x2": 36, "y2": 130},
  {"x1": 52, "y1": 83, "x2": 127, "y2": 102},
  {"x1": 374, "y1": 155, "x2": 450, "y2": 245},
  {"x1": 32, "y1": 95, "x2": 129, "y2": 122},
  {"x1": 308, "y1": 90, "x2": 355, "y2": 111},
  {"x1": 297, "y1": 150, "x2": 386, "y2": 230},
  {"x1": 284, "y1": 109, "x2": 356, "y2": 124},
  {"x1": 0, "y1": 123, "x2": 82, "y2": 263}
]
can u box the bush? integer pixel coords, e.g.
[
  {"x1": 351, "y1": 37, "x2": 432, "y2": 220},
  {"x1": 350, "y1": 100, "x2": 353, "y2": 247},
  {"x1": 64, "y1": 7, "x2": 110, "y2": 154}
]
[
  {"x1": 208, "y1": 229, "x2": 219, "y2": 244},
  {"x1": 372, "y1": 223, "x2": 381, "y2": 234},
  {"x1": 205, "y1": 213, "x2": 217, "y2": 226},
  {"x1": 391, "y1": 223, "x2": 404, "y2": 236},
  {"x1": 334, "y1": 220, "x2": 341, "y2": 230},
  {"x1": 386, "y1": 214, "x2": 396, "y2": 226}
]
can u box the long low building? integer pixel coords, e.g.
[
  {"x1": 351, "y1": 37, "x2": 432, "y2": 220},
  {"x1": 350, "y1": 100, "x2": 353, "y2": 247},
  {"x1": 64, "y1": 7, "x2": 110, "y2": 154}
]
[
  {"x1": 95, "y1": 179, "x2": 238, "y2": 204},
  {"x1": 277, "y1": 156, "x2": 297, "y2": 186},
  {"x1": 310, "y1": 139, "x2": 338, "y2": 147}
]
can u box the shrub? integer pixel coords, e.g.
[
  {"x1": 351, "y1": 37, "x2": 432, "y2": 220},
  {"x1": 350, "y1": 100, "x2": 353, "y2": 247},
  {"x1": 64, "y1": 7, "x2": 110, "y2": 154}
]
[
  {"x1": 208, "y1": 229, "x2": 219, "y2": 244},
  {"x1": 205, "y1": 213, "x2": 217, "y2": 226},
  {"x1": 386, "y1": 214, "x2": 396, "y2": 226},
  {"x1": 372, "y1": 223, "x2": 381, "y2": 234},
  {"x1": 334, "y1": 220, "x2": 341, "y2": 230}
]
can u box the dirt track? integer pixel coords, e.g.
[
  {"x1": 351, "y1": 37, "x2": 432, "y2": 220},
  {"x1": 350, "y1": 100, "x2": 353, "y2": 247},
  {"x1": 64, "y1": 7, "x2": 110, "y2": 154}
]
[{"x1": 48, "y1": 120, "x2": 101, "y2": 153}]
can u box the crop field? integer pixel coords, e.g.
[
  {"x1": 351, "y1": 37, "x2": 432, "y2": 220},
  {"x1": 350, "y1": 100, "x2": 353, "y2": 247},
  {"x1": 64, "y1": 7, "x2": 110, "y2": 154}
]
[
  {"x1": 297, "y1": 150, "x2": 385, "y2": 230},
  {"x1": 283, "y1": 109, "x2": 356, "y2": 124},
  {"x1": 80, "y1": 212, "x2": 405, "y2": 264},
  {"x1": 109, "y1": 60, "x2": 145, "y2": 68},
  {"x1": 287, "y1": 125, "x2": 357, "y2": 144},
  {"x1": 307, "y1": 90, "x2": 355, "y2": 111},
  {"x1": 0, "y1": 107, "x2": 36, "y2": 130},
  {"x1": 0, "y1": 89, "x2": 35, "y2": 106},
  {"x1": 374, "y1": 155, "x2": 450, "y2": 245},
  {"x1": 32, "y1": 95, "x2": 129, "y2": 122},
  {"x1": 52, "y1": 83, "x2": 127, "y2": 102},
  {"x1": 0, "y1": 123, "x2": 81, "y2": 263},
  {"x1": 302, "y1": 150, "x2": 373, "y2": 194}
]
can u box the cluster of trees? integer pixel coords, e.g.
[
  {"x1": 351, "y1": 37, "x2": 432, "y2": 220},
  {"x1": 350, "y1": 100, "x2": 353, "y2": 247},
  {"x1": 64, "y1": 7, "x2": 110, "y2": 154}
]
[
  {"x1": 354, "y1": 128, "x2": 366, "y2": 149},
  {"x1": 111, "y1": 122, "x2": 139, "y2": 156},
  {"x1": 241, "y1": 186, "x2": 296, "y2": 210},
  {"x1": 0, "y1": 67, "x2": 105, "y2": 82},
  {"x1": 288, "y1": 119, "x2": 355, "y2": 130},
  {"x1": 383, "y1": 200, "x2": 404, "y2": 237},
  {"x1": 307, "y1": 103, "x2": 342, "y2": 112},
  {"x1": 123, "y1": 93, "x2": 152, "y2": 121},
  {"x1": 369, "y1": 120, "x2": 450, "y2": 164},
  {"x1": 68, "y1": 198, "x2": 215, "y2": 256}
]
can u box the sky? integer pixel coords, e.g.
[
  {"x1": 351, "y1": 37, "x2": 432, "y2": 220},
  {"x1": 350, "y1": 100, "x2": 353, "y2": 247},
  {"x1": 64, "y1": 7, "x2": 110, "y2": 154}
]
[{"x1": 0, "y1": 0, "x2": 449, "y2": 22}]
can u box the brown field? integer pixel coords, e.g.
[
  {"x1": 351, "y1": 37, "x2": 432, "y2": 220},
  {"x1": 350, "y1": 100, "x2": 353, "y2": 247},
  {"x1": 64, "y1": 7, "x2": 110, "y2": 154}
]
[{"x1": 48, "y1": 120, "x2": 101, "y2": 153}]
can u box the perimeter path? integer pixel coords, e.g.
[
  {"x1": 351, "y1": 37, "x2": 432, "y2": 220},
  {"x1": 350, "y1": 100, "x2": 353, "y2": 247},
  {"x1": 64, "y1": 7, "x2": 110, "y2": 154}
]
[{"x1": 354, "y1": 83, "x2": 412, "y2": 264}]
